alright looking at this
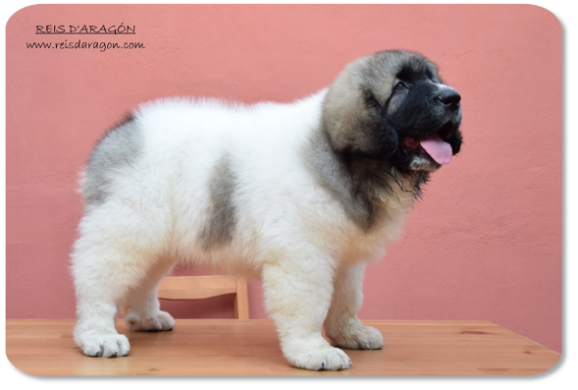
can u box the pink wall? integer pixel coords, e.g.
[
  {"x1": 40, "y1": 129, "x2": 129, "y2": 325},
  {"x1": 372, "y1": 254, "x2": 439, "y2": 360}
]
[{"x1": 6, "y1": 5, "x2": 561, "y2": 352}]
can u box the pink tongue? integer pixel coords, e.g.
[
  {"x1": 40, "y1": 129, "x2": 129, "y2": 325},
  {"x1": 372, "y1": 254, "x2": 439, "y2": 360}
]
[{"x1": 420, "y1": 134, "x2": 452, "y2": 165}]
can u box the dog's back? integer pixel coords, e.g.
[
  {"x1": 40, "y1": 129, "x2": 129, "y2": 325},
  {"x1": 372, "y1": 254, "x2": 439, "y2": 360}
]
[{"x1": 78, "y1": 93, "x2": 329, "y2": 276}]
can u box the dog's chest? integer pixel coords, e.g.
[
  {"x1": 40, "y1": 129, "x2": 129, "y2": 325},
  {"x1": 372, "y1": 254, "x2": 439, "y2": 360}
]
[{"x1": 351, "y1": 204, "x2": 409, "y2": 260}]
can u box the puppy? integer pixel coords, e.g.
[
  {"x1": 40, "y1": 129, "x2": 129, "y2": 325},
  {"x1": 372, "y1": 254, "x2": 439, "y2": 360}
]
[{"x1": 71, "y1": 50, "x2": 462, "y2": 371}]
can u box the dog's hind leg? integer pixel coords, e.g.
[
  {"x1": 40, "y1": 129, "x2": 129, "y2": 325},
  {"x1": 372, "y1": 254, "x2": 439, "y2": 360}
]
[
  {"x1": 261, "y1": 246, "x2": 352, "y2": 371},
  {"x1": 324, "y1": 262, "x2": 384, "y2": 350},
  {"x1": 71, "y1": 206, "x2": 170, "y2": 358},
  {"x1": 121, "y1": 257, "x2": 176, "y2": 332}
]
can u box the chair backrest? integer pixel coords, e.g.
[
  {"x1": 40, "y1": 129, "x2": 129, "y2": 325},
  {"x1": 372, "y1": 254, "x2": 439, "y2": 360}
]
[{"x1": 157, "y1": 275, "x2": 250, "y2": 319}]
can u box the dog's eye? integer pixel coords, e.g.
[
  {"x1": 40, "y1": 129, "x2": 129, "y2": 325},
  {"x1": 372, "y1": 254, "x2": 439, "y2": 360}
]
[{"x1": 394, "y1": 82, "x2": 407, "y2": 92}]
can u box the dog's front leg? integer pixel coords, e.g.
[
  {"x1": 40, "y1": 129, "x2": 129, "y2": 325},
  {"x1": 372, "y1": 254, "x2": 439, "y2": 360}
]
[
  {"x1": 262, "y1": 249, "x2": 352, "y2": 371},
  {"x1": 324, "y1": 262, "x2": 384, "y2": 350}
]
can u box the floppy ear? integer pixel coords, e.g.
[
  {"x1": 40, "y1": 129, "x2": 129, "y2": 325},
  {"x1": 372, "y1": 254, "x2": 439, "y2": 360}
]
[{"x1": 322, "y1": 88, "x2": 399, "y2": 160}]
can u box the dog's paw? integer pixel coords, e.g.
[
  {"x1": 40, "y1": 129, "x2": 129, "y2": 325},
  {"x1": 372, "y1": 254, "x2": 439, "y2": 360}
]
[
  {"x1": 75, "y1": 331, "x2": 130, "y2": 357},
  {"x1": 284, "y1": 340, "x2": 352, "y2": 371},
  {"x1": 125, "y1": 310, "x2": 176, "y2": 332},
  {"x1": 328, "y1": 323, "x2": 384, "y2": 350}
]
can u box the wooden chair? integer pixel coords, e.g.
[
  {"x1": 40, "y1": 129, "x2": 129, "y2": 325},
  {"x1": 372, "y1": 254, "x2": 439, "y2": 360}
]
[{"x1": 157, "y1": 275, "x2": 250, "y2": 319}]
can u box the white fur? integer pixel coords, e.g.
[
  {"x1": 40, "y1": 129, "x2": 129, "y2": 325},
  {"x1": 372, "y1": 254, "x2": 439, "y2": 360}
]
[{"x1": 71, "y1": 90, "x2": 413, "y2": 370}]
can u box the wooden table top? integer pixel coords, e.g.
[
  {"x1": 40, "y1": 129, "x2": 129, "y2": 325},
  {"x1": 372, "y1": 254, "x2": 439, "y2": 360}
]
[{"x1": 6, "y1": 319, "x2": 559, "y2": 376}]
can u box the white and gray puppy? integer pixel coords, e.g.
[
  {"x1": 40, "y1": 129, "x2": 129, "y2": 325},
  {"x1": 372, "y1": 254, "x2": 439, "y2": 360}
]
[{"x1": 72, "y1": 50, "x2": 462, "y2": 371}]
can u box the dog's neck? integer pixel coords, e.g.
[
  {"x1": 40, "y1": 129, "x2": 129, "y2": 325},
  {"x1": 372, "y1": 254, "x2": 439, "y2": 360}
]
[{"x1": 303, "y1": 128, "x2": 427, "y2": 233}]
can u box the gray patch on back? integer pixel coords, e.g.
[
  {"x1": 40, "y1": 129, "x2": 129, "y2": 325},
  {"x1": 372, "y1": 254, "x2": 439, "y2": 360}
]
[
  {"x1": 82, "y1": 115, "x2": 143, "y2": 208},
  {"x1": 200, "y1": 155, "x2": 238, "y2": 250}
]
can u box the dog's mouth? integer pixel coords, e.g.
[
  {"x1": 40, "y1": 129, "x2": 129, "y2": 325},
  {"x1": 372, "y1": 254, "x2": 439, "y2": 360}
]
[
  {"x1": 402, "y1": 135, "x2": 452, "y2": 165},
  {"x1": 401, "y1": 123, "x2": 455, "y2": 165}
]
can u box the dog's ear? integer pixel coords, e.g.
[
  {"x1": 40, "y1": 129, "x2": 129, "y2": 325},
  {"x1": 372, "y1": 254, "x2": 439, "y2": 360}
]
[{"x1": 322, "y1": 87, "x2": 398, "y2": 160}]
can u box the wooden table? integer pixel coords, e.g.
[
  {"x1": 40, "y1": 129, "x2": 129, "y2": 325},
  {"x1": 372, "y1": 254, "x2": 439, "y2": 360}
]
[{"x1": 6, "y1": 319, "x2": 559, "y2": 376}]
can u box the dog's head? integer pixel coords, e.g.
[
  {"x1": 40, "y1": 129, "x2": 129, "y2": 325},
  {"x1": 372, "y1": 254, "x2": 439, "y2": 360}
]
[{"x1": 322, "y1": 50, "x2": 462, "y2": 173}]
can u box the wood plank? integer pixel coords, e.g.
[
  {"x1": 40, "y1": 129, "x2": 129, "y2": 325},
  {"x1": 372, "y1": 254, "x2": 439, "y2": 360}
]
[
  {"x1": 157, "y1": 275, "x2": 237, "y2": 300},
  {"x1": 6, "y1": 319, "x2": 560, "y2": 376}
]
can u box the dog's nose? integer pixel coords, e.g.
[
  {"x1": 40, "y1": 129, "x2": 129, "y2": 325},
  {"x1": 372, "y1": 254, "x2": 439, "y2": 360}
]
[{"x1": 436, "y1": 87, "x2": 461, "y2": 107}]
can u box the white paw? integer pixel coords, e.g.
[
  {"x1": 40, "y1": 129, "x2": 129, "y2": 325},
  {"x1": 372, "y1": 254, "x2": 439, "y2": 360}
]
[
  {"x1": 284, "y1": 339, "x2": 352, "y2": 371},
  {"x1": 328, "y1": 323, "x2": 384, "y2": 350},
  {"x1": 125, "y1": 310, "x2": 176, "y2": 332},
  {"x1": 74, "y1": 330, "x2": 130, "y2": 357}
]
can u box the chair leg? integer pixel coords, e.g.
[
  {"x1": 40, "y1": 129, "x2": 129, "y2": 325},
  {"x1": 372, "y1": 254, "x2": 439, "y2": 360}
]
[{"x1": 234, "y1": 278, "x2": 250, "y2": 319}]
